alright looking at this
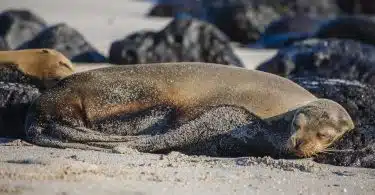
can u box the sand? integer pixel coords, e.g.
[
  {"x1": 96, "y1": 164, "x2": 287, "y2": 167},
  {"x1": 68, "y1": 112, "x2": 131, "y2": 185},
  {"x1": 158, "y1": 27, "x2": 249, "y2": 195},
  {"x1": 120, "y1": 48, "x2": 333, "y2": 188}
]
[
  {"x1": 1, "y1": 143, "x2": 375, "y2": 195},
  {"x1": 0, "y1": 0, "x2": 374, "y2": 194}
]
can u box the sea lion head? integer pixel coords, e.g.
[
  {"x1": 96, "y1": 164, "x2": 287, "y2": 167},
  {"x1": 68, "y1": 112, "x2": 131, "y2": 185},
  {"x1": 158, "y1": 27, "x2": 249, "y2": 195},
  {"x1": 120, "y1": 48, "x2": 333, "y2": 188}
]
[
  {"x1": 38, "y1": 49, "x2": 75, "y2": 79},
  {"x1": 36, "y1": 49, "x2": 75, "y2": 88},
  {"x1": 286, "y1": 98, "x2": 355, "y2": 157}
]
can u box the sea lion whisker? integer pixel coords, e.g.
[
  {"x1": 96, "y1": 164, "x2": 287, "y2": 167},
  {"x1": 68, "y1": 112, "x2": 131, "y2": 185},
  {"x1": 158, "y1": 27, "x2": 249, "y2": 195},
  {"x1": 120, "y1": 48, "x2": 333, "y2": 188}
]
[{"x1": 323, "y1": 149, "x2": 355, "y2": 153}]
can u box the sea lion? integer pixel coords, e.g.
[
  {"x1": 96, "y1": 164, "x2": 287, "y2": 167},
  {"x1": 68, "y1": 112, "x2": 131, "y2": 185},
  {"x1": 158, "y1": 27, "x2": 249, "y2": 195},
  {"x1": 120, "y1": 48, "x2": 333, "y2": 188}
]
[
  {"x1": 0, "y1": 49, "x2": 75, "y2": 88},
  {"x1": 24, "y1": 62, "x2": 354, "y2": 157}
]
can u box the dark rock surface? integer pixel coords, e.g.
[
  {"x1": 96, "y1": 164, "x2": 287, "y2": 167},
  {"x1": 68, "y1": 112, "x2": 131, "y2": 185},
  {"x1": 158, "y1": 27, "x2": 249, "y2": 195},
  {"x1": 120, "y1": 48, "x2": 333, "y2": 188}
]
[
  {"x1": 0, "y1": 37, "x2": 9, "y2": 50},
  {"x1": 147, "y1": 0, "x2": 202, "y2": 17},
  {"x1": 148, "y1": 0, "x2": 281, "y2": 44},
  {"x1": 0, "y1": 81, "x2": 40, "y2": 138},
  {"x1": 109, "y1": 17, "x2": 244, "y2": 67},
  {"x1": 336, "y1": 0, "x2": 375, "y2": 14},
  {"x1": 0, "y1": 65, "x2": 47, "y2": 90},
  {"x1": 262, "y1": 15, "x2": 322, "y2": 37},
  {"x1": 315, "y1": 16, "x2": 375, "y2": 46},
  {"x1": 253, "y1": 15, "x2": 322, "y2": 48},
  {"x1": 292, "y1": 77, "x2": 375, "y2": 168},
  {"x1": 18, "y1": 23, "x2": 107, "y2": 63},
  {"x1": 257, "y1": 39, "x2": 375, "y2": 85},
  {"x1": 148, "y1": 0, "x2": 340, "y2": 44},
  {"x1": 357, "y1": 0, "x2": 375, "y2": 14},
  {"x1": 148, "y1": 4, "x2": 179, "y2": 17},
  {"x1": 203, "y1": 0, "x2": 281, "y2": 44},
  {"x1": 279, "y1": 0, "x2": 340, "y2": 16},
  {"x1": 0, "y1": 9, "x2": 47, "y2": 49}
]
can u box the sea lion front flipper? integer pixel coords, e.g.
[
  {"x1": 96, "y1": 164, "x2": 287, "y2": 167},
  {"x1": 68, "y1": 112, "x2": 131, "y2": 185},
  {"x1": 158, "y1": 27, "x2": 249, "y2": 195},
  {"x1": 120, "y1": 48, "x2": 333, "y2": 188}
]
[{"x1": 111, "y1": 106, "x2": 255, "y2": 154}]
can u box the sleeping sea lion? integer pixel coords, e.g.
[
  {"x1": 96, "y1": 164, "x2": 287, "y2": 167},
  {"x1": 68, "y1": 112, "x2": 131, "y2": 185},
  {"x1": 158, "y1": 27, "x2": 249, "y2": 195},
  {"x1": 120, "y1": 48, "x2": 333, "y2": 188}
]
[
  {"x1": 0, "y1": 49, "x2": 75, "y2": 88},
  {"x1": 24, "y1": 62, "x2": 355, "y2": 157}
]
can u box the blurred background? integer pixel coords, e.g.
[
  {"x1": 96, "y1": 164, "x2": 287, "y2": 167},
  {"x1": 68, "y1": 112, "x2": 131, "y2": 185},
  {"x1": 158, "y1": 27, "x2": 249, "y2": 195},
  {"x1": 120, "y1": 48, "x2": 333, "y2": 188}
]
[{"x1": 0, "y1": 0, "x2": 374, "y2": 70}]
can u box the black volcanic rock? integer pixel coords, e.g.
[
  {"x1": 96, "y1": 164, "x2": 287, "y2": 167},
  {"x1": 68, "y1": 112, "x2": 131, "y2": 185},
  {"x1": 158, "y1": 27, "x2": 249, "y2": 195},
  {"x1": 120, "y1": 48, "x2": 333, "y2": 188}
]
[
  {"x1": 204, "y1": 0, "x2": 281, "y2": 44},
  {"x1": 109, "y1": 17, "x2": 244, "y2": 67},
  {"x1": 336, "y1": 0, "x2": 375, "y2": 14},
  {"x1": 315, "y1": 16, "x2": 375, "y2": 46},
  {"x1": 257, "y1": 39, "x2": 375, "y2": 85},
  {"x1": 0, "y1": 37, "x2": 9, "y2": 50},
  {"x1": 254, "y1": 15, "x2": 322, "y2": 48},
  {"x1": 280, "y1": 0, "x2": 340, "y2": 16},
  {"x1": 0, "y1": 9, "x2": 47, "y2": 49},
  {"x1": 18, "y1": 23, "x2": 107, "y2": 63},
  {"x1": 147, "y1": 1, "x2": 201, "y2": 17}
]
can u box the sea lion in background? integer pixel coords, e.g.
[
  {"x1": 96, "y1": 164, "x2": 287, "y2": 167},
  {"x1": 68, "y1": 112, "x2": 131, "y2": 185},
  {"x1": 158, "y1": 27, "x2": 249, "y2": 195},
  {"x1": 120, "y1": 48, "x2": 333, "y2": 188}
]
[
  {"x1": 25, "y1": 62, "x2": 354, "y2": 158},
  {"x1": 0, "y1": 49, "x2": 75, "y2": 88}
]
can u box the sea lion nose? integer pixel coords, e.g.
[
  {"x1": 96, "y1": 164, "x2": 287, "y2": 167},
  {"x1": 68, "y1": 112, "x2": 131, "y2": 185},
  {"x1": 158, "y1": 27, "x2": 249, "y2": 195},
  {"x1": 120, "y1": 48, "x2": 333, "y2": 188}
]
[{"x1": 295, "y1": 140, "x2": 303, "y2": 150}]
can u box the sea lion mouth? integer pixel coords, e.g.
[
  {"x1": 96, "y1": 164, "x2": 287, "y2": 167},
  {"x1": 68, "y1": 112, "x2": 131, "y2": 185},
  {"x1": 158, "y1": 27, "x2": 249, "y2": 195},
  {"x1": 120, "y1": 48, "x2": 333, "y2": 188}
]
[{"x1": 286, "y1": 137, "x2": 319, "y2": 158}]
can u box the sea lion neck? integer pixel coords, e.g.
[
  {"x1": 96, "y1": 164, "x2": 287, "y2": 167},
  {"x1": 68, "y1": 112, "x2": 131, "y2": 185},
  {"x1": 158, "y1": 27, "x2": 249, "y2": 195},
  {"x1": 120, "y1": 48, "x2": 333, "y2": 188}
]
[{"x1": 263, "y1": 109, "x2": 296, "y2": 132}]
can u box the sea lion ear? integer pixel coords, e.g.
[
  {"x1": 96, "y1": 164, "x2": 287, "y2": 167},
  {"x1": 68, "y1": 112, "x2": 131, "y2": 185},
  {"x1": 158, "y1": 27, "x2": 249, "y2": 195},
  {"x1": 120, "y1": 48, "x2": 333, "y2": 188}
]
[{"x1": 337, "y1": 111, "x2": 355, "y2": 132}]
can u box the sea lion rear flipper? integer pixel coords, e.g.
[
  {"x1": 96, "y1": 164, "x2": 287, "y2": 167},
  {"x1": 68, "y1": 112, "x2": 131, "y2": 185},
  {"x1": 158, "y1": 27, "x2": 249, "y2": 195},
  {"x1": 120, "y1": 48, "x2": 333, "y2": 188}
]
[{"x1": 25, "y1": 122, "x2": 151, "y2": 151}]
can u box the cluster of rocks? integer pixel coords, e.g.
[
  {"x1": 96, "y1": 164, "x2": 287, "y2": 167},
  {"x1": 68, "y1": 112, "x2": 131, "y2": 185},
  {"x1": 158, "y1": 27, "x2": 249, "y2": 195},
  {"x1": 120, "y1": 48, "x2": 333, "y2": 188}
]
[
  {"x1": 0, "y1": 10, "x2": 106, "y2": 63},
  {"x1": 147, "y1": 0, "x2": 375, "y2": 49},
  {"x1": 109, "y1": 16, "x2": 243, "y2": 67},
  {"x1": 0, "y1": 9, "x2": 243, "y2": 66},
  {"x1": 257, "y1": 39, "x2": 375, "y2": 84}
]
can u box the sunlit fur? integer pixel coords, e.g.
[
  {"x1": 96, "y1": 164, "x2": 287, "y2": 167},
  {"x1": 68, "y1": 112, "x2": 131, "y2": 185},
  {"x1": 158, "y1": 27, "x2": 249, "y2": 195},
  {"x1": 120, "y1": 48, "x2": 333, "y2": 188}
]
[
  {"x1": 0, "y1": 49, "x2": 75, "y2": 80},
  {"x1": 286, "y1": 99, "x2": 355, "y2": 157}
]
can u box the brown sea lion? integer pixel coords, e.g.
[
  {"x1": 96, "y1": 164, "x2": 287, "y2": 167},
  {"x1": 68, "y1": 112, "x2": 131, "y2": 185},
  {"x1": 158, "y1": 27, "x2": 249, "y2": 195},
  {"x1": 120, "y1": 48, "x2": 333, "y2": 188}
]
[
  {"x1": 24, "y1": 62, "x2": 355, "y2": 157},
  {"x1": 0, "y1": 49, "x2": 75, "y2": 87}
]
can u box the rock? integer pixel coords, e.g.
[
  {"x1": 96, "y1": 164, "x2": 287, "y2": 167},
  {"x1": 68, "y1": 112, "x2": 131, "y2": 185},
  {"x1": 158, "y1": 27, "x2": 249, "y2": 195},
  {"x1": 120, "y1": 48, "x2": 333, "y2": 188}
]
[
  {"x1": 257, "y1": 39, "x2": 375, "y2": 85},
  {"x1": 109, "y1": 17, "x2": 244, "y2": 67},
  {"x1": 315, "y1": 16, "x2": 375, "y2": 46},
  {"x1": 0, "y1": 9, "x2": 47, "y2": 49},
  {"x1": 292, "y1": 77, "x2": 375, "y2": 168},
  {"x1": 148, "y1": 0, "x2": 340, "y2": 44},
  {"x1": 0, "y1": 81, "x2": 40, "y2": 138},
  {"x1": 279, "y1": 0, "x2": 340, "y2": 16},
  {"x1": 148, "y1": 4, "x2": 180, "y2": 17},
  {"x1": 358, "y1": 0, "x2": 375, "y2": 14},
  {"x1": 263, "y1": 15, "x2": 322, "y2": 37},
  {"x1": 0, "y1": 65, "x2": 46, "y2": 89},
  {"x1": 204, "y1": 0, "x2": 281, "y2": 44},
  {"x1": 254, "y1": 15, "x2": 322, "y2": 48},
  {"x1": 18, "y1": 23, "x2": 107, "y2": 63},
  {"x1": 0, "y1": 37, "x2": 9, "y2": 51},
  {"x1": 147, "y1": 0, "x2": 281, "y2": 44},
  {"x1": 147, "y1": 0, "x2": 202, "y2": 17},
  {"x1": 336, "y1": 0, "x2": 375, "y2": 14},
  {"x1": 336, "y1": 0, "x2": 360, "y2": 14}
]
